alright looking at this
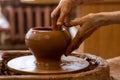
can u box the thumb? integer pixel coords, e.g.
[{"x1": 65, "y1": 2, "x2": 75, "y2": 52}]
[
  {"x1": 64, "y1": 28, "x2": 83, "y2": 56},
  {"x1": 64, "y1": 18, "x2": 84, "y2": 27}
]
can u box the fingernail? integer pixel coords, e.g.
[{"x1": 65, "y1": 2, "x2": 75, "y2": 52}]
[
  {"x1": 57, "y1": 22, "x2": 62, "y2": 26},
  {"x1": 64, "y1": 51, "x2": 68, "y2": 56},
  {"x1": 65, "y1": 50, "x2": 72, "y2": 56}
]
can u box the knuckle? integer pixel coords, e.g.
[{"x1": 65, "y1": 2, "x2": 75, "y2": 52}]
[
  {"x1": 88, "y1": 13, "x2": 94, "y2": 16},
  {"x1": 87, "y1": 13, "x2": 95, "y2": 18},
  {"x1": 86, "y1": 13, "x2": 96, "y2": 21},
  {"x1": 51, "y1": 7, "x2": 60, "y2": 19},
  {"x1": 51, "y1": 12, "x2": 55, "y2": 19}
]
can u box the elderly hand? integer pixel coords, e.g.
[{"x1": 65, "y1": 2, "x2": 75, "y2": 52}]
[
  {"x1": 51, "y1": 0, "x2": 83, "y2": 30},
  {"x1": 51, "y1": 0, "x2": 120, "y2": 56},
  {"x1": 65, "y1": 12, "x2": 112, "y2": 56}
]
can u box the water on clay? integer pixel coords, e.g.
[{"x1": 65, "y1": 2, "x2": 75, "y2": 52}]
[{"x1": 7, "y1": 55, "x2": 89, "y2": 74}]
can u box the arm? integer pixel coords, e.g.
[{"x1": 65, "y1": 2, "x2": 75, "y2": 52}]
[
  {"x1": 65, "y1": 11, "x2": 120, "y2": 55},
  {"x1": 51, "y1": 0, "x2": 86, "y2": 30},
  {"x1": 51, "y1": 0, "x2": 109, "y2": 30},
  {"x1": 103, "y1": 11, "x2": 120, "y2": 24}
]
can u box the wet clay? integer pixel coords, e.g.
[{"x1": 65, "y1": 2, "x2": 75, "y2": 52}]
[
  {"x1": 7, "y1": 55, "x2": 89, "y2": 74},
  {"x1": 25, "y1": 27, "x2": 71, "y2": 68},
  {"x1": 5, "y1": 27, "x2": 110, "y2": 80},
  {"x1": 5, "y1": 51, "x2": 110, "y2": 80}
]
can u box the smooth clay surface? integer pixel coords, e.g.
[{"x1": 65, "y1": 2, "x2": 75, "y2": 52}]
[
  {"x1": 25, "y1": 27, "x2": 71, "y2": 67},
  {"x1": 7, "y1": 55, "x2": 90, "y2": 74},
  {"x1": 4, "y1": 52, "x2": 110, "y2": 80}
]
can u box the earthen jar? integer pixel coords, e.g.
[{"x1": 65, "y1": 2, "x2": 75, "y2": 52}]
[{"x1": 25, "y1": 27, "x2": 71, "y2": 69}]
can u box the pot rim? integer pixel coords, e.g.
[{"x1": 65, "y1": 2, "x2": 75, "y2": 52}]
[{"x1": 30, "y1": 27, "x2": 67, "y2": 32}]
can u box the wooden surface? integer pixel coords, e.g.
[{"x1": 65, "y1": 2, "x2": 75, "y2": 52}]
[
  {"x1": 78, "y1": 2, "x2": 120, "y2": 59},
  {"x1": 0, "y1": 50, "x2": 120, "y2": 79}
]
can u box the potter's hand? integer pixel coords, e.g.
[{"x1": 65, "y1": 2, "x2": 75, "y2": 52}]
[
  {"x1": 51, "y1": 0, "x2": 83, "y2": 30},
  {"x1": 65, "y1": 12, "x2": 115, "y2": 56}
]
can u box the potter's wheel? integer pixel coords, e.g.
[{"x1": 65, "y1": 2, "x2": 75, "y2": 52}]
[{"x1": 7, "y1": 55, "x2": 89, "y2": 74}]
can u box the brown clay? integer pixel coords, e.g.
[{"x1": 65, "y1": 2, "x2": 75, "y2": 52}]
[
  {"x1": 25, "y1": 27, "x2": 71, "y2": 67},
  {"x1": 7, "y1": 55, "x2": 90, "y2": 74},
  {"x1": 4, "y1": 51, "x2": 110, "y2": 80},
  {"x1": 4, "y1": 27, "x2": 110, "y2": 80}
]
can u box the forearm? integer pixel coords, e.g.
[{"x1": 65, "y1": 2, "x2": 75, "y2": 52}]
[
  {"x1": 98, "y1": 11, "x2": 120, "y2": 25},
  {"x1": 107, "y1": 11, "x2": 120, "y2": 24},
  {"x1": 73, "y1": 0, "x2": 112, "y2": 5}
]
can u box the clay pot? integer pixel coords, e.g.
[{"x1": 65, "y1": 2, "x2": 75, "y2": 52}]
[{"x1": 25, "y1": 27, "x2": 71, "y2": 69}]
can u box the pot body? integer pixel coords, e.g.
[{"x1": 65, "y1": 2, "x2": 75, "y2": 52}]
[{"x1": 25, "y1": 27, "x2": 71, "y2": 63}]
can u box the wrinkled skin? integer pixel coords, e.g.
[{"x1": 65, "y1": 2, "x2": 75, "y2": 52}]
[
  {"x1": 51, "y1": 0, "x2": 120, "y2": 56},
  {"x1": 65, "y1": 11, "x2": 120, "y2": 55},
  {"x1": 51, "y1": 0, "x2": 82, "y2": 30},
  {"x1": 64, "y1": 13, "x2": 109, "y2": 55}
]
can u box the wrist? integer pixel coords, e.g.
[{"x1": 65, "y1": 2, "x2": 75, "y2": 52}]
[
  {"x1": 95, "y1": 11, "x2": 120, "y2": 27},
  {"x1": 99, "y1": 11, "x2": 120, "y2": 25},
  {"x1": 107, "y1": 11, "x2": 120, "y2": 24}
]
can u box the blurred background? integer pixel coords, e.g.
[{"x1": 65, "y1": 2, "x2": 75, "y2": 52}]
[{"x1": 0, "y1": 0, "x2": 120, "y2": 59}]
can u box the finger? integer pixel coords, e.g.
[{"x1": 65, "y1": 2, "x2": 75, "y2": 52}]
[
  {"x1": 51, "y1": 7, "x2": 60, "y2": 30},
  {"x1": 64, "y1": 18, "x2": 84, "y2": 27},
  {"x1": 57, "y1": 11, "x2": 67, "y2": 27},
  {"x1": 82, "y1": 24, "x2": 99, "y2": 39},
  {"x1": 74, "y1": 26, "x2": 98, "y2": 53},
  {"x1": 65, "y1": 28, "x2": 83, "y2": 56},
  {"x1": 57, "y1": 3, "x2": 72, "y2": 27},
  {"x1": 57, "y1": 25, "x2": 62, "y2": 30},
  {"x1": 71, "y1": 18, "x2": 84, "y2": 26},
  {"x1": 64, "y1": 14, "x2": 73, "y2": 27},
  {"x1": 64, "y1": 22, "x2": 95, "y2": 56}
]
